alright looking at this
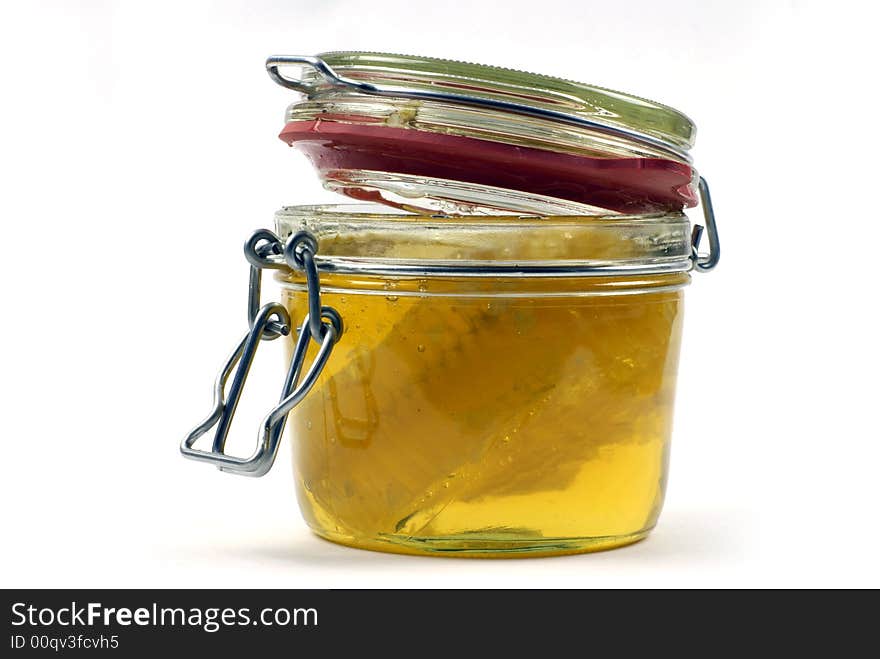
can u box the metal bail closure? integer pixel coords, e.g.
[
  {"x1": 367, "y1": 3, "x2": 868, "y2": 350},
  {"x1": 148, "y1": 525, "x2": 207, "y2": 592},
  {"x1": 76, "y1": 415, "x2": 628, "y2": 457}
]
[
  {"x1": 181, "y1": 230, "x2": 342, "y2": 477},
  {"x1": 691, "y1": 177, "x2": 720, "y2": 272}
]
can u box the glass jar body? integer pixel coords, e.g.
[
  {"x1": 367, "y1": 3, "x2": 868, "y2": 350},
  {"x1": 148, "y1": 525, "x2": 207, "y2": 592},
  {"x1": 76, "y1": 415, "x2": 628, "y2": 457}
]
[{"x1": 279, "y1": 271, "x2": 686, "y2": 556}]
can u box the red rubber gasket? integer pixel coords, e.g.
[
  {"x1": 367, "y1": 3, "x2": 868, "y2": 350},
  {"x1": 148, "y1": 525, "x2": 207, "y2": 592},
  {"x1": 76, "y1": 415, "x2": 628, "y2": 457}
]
[{"x1": 280, "y1": 119, "x2": 697, "y2": 213}]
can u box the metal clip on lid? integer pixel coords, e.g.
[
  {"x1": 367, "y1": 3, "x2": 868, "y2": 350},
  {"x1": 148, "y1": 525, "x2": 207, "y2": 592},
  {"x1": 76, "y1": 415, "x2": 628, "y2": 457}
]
[{"x1": 180, "y1": 230, "x2": 342, "y2": 477}]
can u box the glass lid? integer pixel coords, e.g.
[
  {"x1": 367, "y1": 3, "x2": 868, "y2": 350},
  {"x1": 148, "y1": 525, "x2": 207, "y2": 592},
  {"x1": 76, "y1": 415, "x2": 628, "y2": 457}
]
[
  {"x1": 268, "y1": 53, "x2": 700, "y2": 216},
  {"x1": 275, "y1": 52, "x2": 696, "y2": 151}
]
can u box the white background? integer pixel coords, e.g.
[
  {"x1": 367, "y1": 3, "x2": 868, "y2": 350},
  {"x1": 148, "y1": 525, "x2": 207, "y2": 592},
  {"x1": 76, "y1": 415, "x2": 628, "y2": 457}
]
[{"x1": 1, "y1": 0, "x2": 878, "y2": 588}]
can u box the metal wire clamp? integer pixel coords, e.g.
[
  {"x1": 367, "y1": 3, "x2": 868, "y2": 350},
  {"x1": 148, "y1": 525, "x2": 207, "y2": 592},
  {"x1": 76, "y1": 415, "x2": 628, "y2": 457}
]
[
  {"x1": 691, "y1": 177, "x2": 720, "y2": 273},
  {"x1": 180, "y1": 230, "x2": 342, "y2": 477}
]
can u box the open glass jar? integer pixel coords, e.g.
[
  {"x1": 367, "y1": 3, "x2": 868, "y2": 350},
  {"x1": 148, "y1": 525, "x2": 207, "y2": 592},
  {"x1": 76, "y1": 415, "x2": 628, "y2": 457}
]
[{"x1": 181, "y1": 53, "x2": 719, "y2": 557}]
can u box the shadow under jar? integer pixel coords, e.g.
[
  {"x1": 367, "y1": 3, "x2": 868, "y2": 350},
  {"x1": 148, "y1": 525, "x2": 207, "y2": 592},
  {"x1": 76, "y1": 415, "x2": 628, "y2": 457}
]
[{"x1": 275, "y1": 204, "x2": 691, "y2": 557}]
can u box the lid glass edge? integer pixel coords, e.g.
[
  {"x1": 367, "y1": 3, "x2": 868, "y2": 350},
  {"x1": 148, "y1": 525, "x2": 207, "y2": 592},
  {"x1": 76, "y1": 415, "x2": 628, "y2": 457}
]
[{"x1": 310, "y1": 51, "x2": 696, "y2": 149}]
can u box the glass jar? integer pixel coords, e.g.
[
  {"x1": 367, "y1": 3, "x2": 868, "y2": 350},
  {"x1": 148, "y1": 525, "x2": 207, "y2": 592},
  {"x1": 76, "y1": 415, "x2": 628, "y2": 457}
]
[
  {"x1": 270, "y1": 204, "x2": 691, "y2": 556},
  {"x1": 181, "y1": 52, "x2": 719, "y2": 558}
]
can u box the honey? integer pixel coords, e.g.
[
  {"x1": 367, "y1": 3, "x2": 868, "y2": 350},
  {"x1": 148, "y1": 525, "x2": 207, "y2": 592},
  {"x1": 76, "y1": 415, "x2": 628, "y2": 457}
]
[{"x1": 280, "y1": 266, "x2": 686, "y2": 556}]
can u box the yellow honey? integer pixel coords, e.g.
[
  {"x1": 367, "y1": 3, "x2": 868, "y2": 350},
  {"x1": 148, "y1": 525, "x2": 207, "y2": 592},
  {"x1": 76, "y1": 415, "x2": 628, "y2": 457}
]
[{"x1": 279, "y1": 261, "x2": 686, "y2": 556}]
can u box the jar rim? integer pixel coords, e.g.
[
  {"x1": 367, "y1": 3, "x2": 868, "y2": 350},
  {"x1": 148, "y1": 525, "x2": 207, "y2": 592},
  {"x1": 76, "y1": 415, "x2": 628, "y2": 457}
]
[
  {"x1": 276, "y1": 203, "x2": 684, "y2": 224},
  {"x1": 274, "y1": 204, "x2": 694, "y2": 277}
]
